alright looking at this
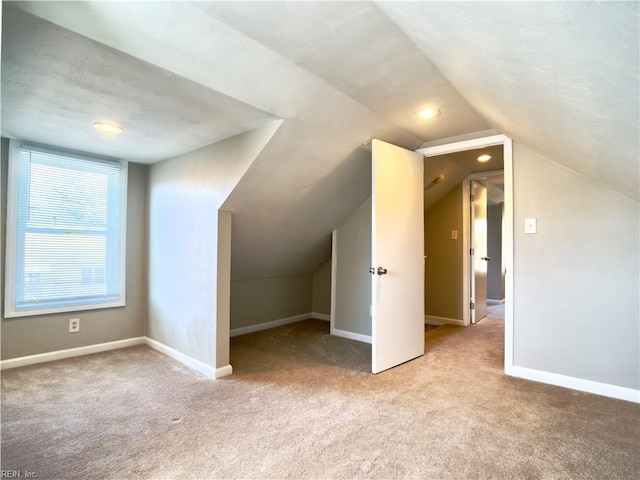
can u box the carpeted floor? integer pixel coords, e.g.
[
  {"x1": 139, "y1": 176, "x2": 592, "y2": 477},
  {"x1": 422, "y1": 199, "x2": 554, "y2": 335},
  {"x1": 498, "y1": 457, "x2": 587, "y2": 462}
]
[{"x1": 2, "y1": 314, "x2": 639, "y2": 479}]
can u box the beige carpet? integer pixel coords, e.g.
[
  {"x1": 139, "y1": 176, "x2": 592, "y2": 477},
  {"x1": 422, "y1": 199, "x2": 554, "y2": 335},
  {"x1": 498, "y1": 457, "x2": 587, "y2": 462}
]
[{"x1": 2, "y1": 316, "x2": 639, "y2": 479}]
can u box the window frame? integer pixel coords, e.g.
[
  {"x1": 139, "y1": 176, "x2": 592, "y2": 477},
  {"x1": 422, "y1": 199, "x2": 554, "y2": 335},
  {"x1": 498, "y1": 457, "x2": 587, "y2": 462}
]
[{"x1": 4, "y1": 140, "x2": 128, "y2": 318}]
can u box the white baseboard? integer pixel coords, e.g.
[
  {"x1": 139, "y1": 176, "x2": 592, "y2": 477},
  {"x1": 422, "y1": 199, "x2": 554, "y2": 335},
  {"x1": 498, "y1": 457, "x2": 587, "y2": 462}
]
[
  {"x1": 230, "y1": 313, "x2": 314, "y2": 337},
  {"x1": 0, "y1": 337, "x2": 146, "y2": 370},
  {"x1": 312, "y1": 312, "x2": 331, "y2": 321},
  {"x1": 424, "y1": 315, "x2": 465, "y2": 326},
  {"x1": 144, "y1": 337, "x2": 229, "y2": 379},
  {"x1": 331, "y1": 327, "x2": 372, "y2": 344},
  {"x1": 506, "y1": 365, "x2": 639, "y2": 404},
  {"x1": 487, "y1": 299, "x2": 505, "y2": 305}
]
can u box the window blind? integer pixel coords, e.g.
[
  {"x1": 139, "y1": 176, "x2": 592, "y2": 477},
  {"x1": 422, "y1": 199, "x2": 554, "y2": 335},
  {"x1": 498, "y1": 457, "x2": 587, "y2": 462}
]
[{"x1": 5, "y1": 142, "x2": 127, "y2": 317}]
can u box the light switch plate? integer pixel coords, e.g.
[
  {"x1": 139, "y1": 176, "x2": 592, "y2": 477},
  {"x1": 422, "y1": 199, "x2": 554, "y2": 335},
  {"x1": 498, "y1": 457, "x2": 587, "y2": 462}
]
[
  {"x1": 451, "y1": 230, "x2": 458, "y2": 240},
  {"x1": 525, "y1": 218, "x2": 537, "y2": 234}
]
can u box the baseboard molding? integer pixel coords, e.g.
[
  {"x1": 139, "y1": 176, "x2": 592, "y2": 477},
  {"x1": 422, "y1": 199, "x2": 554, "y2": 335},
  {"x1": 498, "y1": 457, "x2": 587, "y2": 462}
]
[
  {"x1": 144, "y1": 337, "x2": 231, "y2": 379},
  {"x1": 331, "y1": 327, "x2": 372, "y2": 344},
  {"x1": 0, "y1": 337, "x2": 146, "y2": 370},
  {"x1": 311, "y1": 312, "x2": 331, "y2": 321},
  {"x1": 424, "y1": 315, "x2": 465, "y2": 326},
  {"x1": 487, "y1": 299, "x2": 505, "y2": 305},
  {"x1": 230, "y1": 313, "x2": 315, "y2": 337},
  {"x1": 506, "y1": 365, "x2": 640, "y2": 404}
]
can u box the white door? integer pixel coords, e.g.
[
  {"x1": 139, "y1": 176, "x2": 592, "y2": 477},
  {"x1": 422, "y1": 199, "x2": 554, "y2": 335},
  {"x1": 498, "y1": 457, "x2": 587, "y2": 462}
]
[
  {"x1": 371, "y1": 140, "x2": 424, "y2": 374},
  {"x1": 471, "y1": 181, "x2": 489, "y2": 323}
]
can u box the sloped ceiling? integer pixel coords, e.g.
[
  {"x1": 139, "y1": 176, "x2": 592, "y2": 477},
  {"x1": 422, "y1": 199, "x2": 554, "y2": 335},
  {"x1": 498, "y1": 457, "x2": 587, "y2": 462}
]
[
  {"x1": 380, "y1": 1, "x2": 639, "y2": 201},
  {"x1": 3, "y1": 1, "x2": 638, "y2": 281},
  {"x1": 1, "y1": 6, "x2": 276, "y2": 163}
]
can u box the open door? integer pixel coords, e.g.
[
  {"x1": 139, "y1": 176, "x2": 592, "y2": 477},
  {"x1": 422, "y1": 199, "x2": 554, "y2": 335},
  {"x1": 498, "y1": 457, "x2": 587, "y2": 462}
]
[
  {"x1": 371, "y1": 140, "x2": 424, "y2": 374},
  {"x1": 470, "y1": 180, "x2": 489, "y2": 323}
]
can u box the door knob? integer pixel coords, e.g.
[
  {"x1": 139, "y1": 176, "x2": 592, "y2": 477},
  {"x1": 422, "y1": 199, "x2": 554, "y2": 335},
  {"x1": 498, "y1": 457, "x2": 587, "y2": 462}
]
[
  {"x1": 377, "y1": 267, "x2": 388, "y2": 275},
  {"x1": 481, "y1": 257, "x2": 491, "y2": 261}
]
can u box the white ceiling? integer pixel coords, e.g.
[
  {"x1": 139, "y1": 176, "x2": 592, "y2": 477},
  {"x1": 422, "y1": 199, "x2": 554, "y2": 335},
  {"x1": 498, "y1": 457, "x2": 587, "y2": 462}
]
[
  {"x1": 379, "y1": 1, "x2": 639, "y2": 201},
  {"x1": 2, "y1": 1, "x2": 638, "y2": 280},
  {"x1": 1, "y1": 5, "x2": 276, "y2": 163}
]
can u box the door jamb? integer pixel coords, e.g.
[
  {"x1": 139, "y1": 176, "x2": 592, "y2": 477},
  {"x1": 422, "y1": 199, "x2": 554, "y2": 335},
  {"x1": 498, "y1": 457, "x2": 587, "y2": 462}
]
[
  {"x1": 417, "y1": 135, "x2": 514, "y2": 372},
  {"x1": 464, "y1": 170, "x2": 504, "y2": 326}
]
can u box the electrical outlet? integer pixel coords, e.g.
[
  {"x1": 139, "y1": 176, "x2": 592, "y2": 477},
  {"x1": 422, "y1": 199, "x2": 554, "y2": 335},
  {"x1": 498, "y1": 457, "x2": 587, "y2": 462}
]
[{"x1": 69, "y1": 318, "x2": 80, "y2": 333}]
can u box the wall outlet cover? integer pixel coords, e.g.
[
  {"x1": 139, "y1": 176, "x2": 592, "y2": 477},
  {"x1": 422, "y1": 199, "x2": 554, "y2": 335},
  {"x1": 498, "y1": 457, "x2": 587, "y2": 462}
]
[{"x1": 69, "y1": 318, "x2": 80, "y2": 333}]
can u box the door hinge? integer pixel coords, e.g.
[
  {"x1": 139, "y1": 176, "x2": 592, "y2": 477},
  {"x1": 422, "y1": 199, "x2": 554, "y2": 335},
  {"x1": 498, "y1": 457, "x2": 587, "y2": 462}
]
[
  {"x1": 470, "y1": 248, "x2": 474, "y2": 255},
  {"x1": 470, "y1": 194, "x2": 475, "y2": 202},
  {"x1": 470, "y1": 302, "x2": 475, "y2": 310}
]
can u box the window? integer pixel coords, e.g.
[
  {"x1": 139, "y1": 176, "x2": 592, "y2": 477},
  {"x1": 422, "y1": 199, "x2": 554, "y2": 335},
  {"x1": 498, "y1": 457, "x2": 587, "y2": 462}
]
[{"x1": 4, "y1": 141, "x2": 127, "y2": 317}]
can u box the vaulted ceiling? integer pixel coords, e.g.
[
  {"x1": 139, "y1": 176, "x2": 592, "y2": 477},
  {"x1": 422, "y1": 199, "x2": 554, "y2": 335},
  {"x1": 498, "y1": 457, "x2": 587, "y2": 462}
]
[{"x1": 2, "y1": 1, "x2": 638, "y2": 280}]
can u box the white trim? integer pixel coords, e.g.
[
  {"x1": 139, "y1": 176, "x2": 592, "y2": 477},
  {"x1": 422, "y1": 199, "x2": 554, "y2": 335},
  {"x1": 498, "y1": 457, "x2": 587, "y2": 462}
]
[
  {"x1": 506, "y1": 365, "x2": 640, "y2": 404},
  {"x1": 229, "y1": 313, "x2": 312, "y2": 337},
  {"x1": 312, "y1": 312, "x2": 331, "y2": 321},
  {"x1": 331, "y1": 328, "x2": 372, "y2": 344},
  {"x1": 4, "y1": 140, "x2": 128, "y2": 318},
  {"x1": 461, "y1": 180, "x2": 471, "y2": 326},
  {"x1": 503, "y1": 138, "x2": 515, "y2": 375},
  {"x1": 214, "y1": 365, "x2": 233, "y2": 379},
  {"x1": 0, "y1": 337, "x2": 146, "y2": 370},
  {"x1": 416, "y1": 134, "x2": 507, "y2": 157},
  {"x1": 463, "y1": 170, "x2": 505, "y2": 326},
  {"x1": 418, "y1": 134, "x2": 515, "y2": 380},
  {"x1": 424, "y1": 315, "x2": 465, "y2": 326},
  {"x1": 144, "y1": 337, "x2": 223, "y2": 379},
  {"x1": 330, "y1": 228, "x2": 338, "y2": 334}
]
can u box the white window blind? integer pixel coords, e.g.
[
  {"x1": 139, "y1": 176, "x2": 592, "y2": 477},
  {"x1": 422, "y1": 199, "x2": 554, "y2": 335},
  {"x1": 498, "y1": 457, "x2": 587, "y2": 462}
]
[{"x1": 4, "y1": 141, "x2": 127, "y2": 317}]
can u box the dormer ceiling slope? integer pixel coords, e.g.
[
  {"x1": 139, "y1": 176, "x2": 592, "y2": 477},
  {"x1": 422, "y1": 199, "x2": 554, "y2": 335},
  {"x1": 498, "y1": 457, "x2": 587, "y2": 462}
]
[{"x1": 3, "y1": 1, "x2": 637, "y2": 280}]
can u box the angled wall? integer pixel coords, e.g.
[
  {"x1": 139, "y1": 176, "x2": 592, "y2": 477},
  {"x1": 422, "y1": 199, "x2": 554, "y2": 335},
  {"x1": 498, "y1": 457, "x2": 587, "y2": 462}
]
[
  {"x1": 332, "y1": 197, "x2": 372, "y2": 341},
  {"x1": 147, "y1": 122, "x2": 280, "y2": 375}
]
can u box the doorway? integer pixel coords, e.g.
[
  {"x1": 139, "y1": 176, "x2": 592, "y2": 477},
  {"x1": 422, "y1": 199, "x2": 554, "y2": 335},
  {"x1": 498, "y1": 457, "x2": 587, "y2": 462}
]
[{"x1": 418, "y1": 135, "x2": 514, "y2": 370}]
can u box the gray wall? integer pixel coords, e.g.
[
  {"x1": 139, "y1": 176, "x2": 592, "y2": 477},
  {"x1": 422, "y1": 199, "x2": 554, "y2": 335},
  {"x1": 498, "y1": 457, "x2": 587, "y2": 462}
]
[
  {"x1": 230, "y1": 275, "x2": 313, "y2": 329},
  {"x1": 424, "y1": 184, "x2": 463, "y2": 320},
  {"x1": 333, "y1": 197, "x2": 372, "y2": 337},
  {"x1": 1, "y1": 138, "x2": 148, "y2": 360},
  {"x1": 312, "y1": 259, "x2": 332, "y2": 315},
  {"x1": 487, "y1": 203, "x2": 505, "y2": 301},
  {"x1": 513, "y1": 143, "x2": 639, "y2": 390},
  {"x1": 147, "y1": 123, "x2": 279, "y2": 369}
]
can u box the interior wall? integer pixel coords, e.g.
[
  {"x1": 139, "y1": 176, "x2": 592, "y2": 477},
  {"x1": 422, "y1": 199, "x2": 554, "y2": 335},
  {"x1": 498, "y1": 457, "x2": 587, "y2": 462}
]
[
  {"x1": 332, "y1": 197, "x2": 372, "y2": 337},
  {"x1": 147, "y1": 123, "x2": 279, "y2": 369},
  {"x1": 487, "y1": 203, "x2": 505, "y2": 301},
  {"x1": 230, "y1": 275, "x2": 312, "y2": 329},
  {"x1": 424, "y1": 183, "x2": 463, "y2": 320},
  {"x1": 312, "y1": 259, "x2": 331, "y2": 315},
  {"x1": 513, "y1": 142, "x2": 639, "y2": 390},
  {"x1": 0, "y1": 137, "x2": 148, "y2": 360}
]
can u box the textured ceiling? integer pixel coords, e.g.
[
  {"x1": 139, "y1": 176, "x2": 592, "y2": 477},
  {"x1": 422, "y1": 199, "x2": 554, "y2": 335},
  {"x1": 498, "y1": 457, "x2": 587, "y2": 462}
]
[
  {"x1": 379, "y1": 1, "x2": 640, "y2": 201},
  {"x1": 3, "y1": 1, "x2": 637, "y2": 281},
  {"x1": 1, "y1": 5, "x2": 275, "y2": 163},
  {"x1": 194, "y1": 2, "x2": 489, "y2": 141}
]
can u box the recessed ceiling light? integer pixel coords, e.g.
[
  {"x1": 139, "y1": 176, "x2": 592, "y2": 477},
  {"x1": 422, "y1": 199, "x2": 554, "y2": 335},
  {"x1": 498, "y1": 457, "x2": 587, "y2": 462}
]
[
  {"x1": 477, "y1": 154, "x2": 491, "y2": 163},
  {"x1": 93, "y1": 122, "x2": 124, "y2": 135},
  {"x1": 415, "y1": 106, "x2": 441, "y2": 121}
]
